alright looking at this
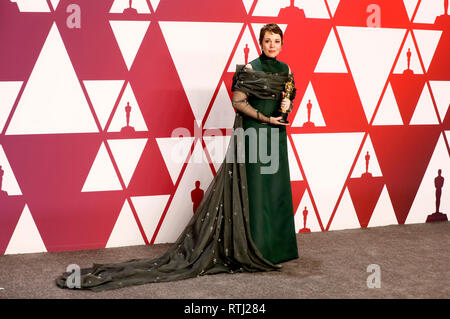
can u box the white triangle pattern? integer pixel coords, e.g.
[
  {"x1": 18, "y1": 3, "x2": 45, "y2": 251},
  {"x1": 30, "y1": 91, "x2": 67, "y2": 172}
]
[
  {"x1": 108, "y1": 83, "x2": 149, "y2": 132},
  {"x1": 413, "y1": 29, "x2": 442, "y2": 73},
  {"x1": 350, "y1": 135, "x2": 383, "y2": 178},
  {"x1": 372, "y1": 82, "x2": 403, "y2": 125},
  {"x1": 326, "y1": 0, "x2": 340, "y2": 17},
  {"x1": 6, "y1": 23, "x2": 98, "y2": 135},
  {"x1": 291, "y1": 132, "x2": 364, "y2": 228},
  {"x1": 368, "y1": 185, "x2": 398, "y2": 227},
  {"x1": 328, "y1": 188, "x2": 360, "y2": 231},
  {"x1": 252, "y1": 0, "x2": 288, "y2": 17},
  {"x1": 410, "y1": 84, "x2": 439, "y2": 125},
  {"x1": 50, "y1": 0, "x2": 60, "y2": 10},
  {"x1": 292, "y1": 82, "x2": 326, "y2": 127},
  {"x1": 156, "y1": 136, "x2": 195, "y2": 185},
  {"x1": 110, "y1": 21, "x2": 150, "y2": 70},
  {"x1": 12, "y1": 0, "x2": 50, "y2": 12},
  {"x1": 204, "y1": 83, "x2": 236, "y2": 129},
  {"x1": 403, "y1": 0, "x2": 419, "y2": 21},
  {"x1": 337, "y1": 26, "x2": 406, "y2": 124},
  {"x1": 314, "y1": 28, "x2": 347, "y2": 73},
  {"x1": 429, "y1": 81, "x2": 450, "y2": 121},
  {"x1": 414, "y1": 0, "x2": 448, "y2": 23},
  {"x1": 84, "y1": 80, "x2": 125, "y2": 130},
  {"x1": 149, "y1": 0, "x2": 161, "y2": 12},
  {"x1": 108, "y1": 138, "x2": 148, "y2": 187},
  {"x1": 160, "y1": 22, "x2": 243, "y2": 123},
  {"x1": 82, "y1": 142, "x2": 123, "y2": 192},
  {"x1": 131, "y1": 195, "x2": 170, "y2": 241},
  {"x1": 242, "y1": 0, "x2": 254, "y2": 13},
  {"x1": 4, "y1": 205, "x2": 47, "y2": 254},
  {"x1": 227, "y1": 25, "x2": 260, "y2": 72},
  {"x1": 393, "y1": 31, "x2": 423, "y2": 74},
  {"x1": 106, "y1": 200, "x2": 145, "y2": 248}
]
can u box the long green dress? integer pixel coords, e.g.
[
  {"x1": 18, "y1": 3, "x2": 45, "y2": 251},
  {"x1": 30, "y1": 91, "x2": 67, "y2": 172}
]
[
  {"x1": 54, "y1": 53, "x2": 297, "y2": 291},
  {"x1": 243, "y1": 52, "x2": 299, "y2": 264}
]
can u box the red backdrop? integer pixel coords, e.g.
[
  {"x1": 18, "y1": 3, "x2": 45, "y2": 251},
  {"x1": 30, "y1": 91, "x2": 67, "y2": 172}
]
[{"x1": 0, "y1": 0, "x2": 449, "y2": 254}]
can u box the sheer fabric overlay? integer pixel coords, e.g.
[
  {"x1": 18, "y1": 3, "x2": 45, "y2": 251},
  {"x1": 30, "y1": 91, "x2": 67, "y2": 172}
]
[
  {"x1": 232, "y1": 64, "x2": 295, "y2": 101},
  {"x1": 231, "y1": 65, "x2": 296, "y2": 122},
  {"x1": 55, "y1": 114, "x2": 281, "y2": 292}
]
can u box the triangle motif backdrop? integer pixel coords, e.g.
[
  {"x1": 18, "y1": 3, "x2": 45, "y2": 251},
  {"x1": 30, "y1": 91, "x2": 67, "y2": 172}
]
[{"x1": 0, "y1": 0, "x2": 448, "y2": 254}]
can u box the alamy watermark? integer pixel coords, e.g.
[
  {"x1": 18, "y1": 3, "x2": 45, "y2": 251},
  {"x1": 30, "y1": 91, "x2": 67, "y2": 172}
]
[
  {"x1": 367, "y1": 4, "x2": 381, "y2": 27},
  {"x1": 171, "y1": 122, "x2": 281, "y2": 175},
  {"x1": 366, "y1": 264, "x2": 381, "y2": 288},
  {"x1": 66, "y1": 4, "x2": 81, "y2": 29},
  {"x1": 66, "y1": 264, "x2": 81, "y2": 288}
]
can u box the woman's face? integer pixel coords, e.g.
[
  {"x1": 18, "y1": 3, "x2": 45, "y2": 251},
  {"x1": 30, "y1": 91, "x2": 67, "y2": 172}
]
[{"x1": 261, "y1": 31, "x2": 282, "y2": 58}]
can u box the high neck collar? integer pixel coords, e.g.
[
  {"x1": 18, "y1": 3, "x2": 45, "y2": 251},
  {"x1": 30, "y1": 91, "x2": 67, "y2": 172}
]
[{"x1": 260, "y1": 51, "x2": 277, "y2": 62}]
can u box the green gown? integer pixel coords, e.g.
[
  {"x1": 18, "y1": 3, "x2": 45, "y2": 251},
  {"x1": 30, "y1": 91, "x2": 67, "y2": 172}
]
[
  {"x1": 243, "y1": 53, "x2": 299, "y2": 264},
  {"x1": 54, "y1": 53, "x2": 297, "y2": 292}
]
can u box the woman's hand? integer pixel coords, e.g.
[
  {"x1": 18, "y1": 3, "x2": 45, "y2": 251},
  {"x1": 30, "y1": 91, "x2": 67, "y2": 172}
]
[{"x1": 269, "y1": 116, "x2": 289, "y2": 126}]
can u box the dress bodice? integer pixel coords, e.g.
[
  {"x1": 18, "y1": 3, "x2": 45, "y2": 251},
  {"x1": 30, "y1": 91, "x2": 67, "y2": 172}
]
[
  {"x1": 247, "y1": 53, "x2": 289, "y2": 121},
  {"x1": 249, "y1": 52, "x2": 289, "y2": 74}
]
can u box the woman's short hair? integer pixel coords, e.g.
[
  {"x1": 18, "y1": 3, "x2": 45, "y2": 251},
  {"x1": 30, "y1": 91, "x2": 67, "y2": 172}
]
[{"x1": 259, "y1": 23, "x2": 283, "y2": 45}]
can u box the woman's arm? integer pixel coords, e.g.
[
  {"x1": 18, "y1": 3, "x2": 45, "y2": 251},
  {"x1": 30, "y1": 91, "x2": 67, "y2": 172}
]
[
  {"x1": 232, "y1": 90, "x2": 270, "y2": 123},
  {"x1": 232, "y1": 64, "x2": 271, "y2": 123},
  {"x1": 231, "y1": 64, "x2": 288, "y2": 125},
  {"x1": 232, "y1": 90, "x2": 288, "y2": 126}
]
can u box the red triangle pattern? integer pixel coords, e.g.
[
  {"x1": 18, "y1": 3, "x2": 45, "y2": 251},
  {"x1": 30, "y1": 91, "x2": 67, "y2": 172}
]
[
  {"x1": 0, "y1": 0, "x2": 448, "y2": 253},
  {"x1": 348, "y1": 176, "x2": 384, "y2": 228},
  {"x1": 390, "y1": 74, "x2": 427, "y2": 125}
]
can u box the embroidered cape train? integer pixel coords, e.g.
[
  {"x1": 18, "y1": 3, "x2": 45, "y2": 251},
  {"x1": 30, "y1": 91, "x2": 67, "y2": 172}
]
[{"x1": 55, "y1": 65, "x2": 296, "y2": 291}]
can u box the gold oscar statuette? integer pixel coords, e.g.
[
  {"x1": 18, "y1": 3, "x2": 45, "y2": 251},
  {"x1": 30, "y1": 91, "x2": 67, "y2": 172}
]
[{"x1": 279, "y1": 76, "x2": 294, "y2": 124}]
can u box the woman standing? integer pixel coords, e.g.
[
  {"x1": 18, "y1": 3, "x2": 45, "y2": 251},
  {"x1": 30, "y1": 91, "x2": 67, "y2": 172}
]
[
  {"x1": 55, "y1": 23, "x2": 298, "y2": 291},
  {"x1": 231, "y1": 23, "x2": 299, "y2": 264}
]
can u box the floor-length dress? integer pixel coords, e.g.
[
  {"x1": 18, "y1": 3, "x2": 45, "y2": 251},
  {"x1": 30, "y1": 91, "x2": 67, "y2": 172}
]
[
  {"x1": 243, "y1": 52, "x2": 299, "y2": 264},
  {"x1": 55, "y1": 118, "x2": 280, "y2": 291},
  {"x1": 55, "y1": 54, "x2": 298, "y2": 292}
]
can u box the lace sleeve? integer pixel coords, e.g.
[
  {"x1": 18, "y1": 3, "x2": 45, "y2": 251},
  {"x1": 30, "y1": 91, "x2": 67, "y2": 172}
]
[{"x1": 232, "y1": 90, "x2": 271, "y2": 124}]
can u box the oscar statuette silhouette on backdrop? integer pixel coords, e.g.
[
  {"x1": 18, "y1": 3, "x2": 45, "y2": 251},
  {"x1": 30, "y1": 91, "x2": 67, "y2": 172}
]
[
  {"x1": 403, "y1": 48, "x2": 414, "y2": 75},
  {"x1": 120, "y1": 102, "x2": 136, "y2": 134},
  {"x1": 435, "y1": 0, "x2": 450, "y2": 25},
  {"x1": 303, "y1": 99, "x2": 315, "y2": 128},
  {"x1": 191, "y1": 180, "x2": 204, "y2": 214},
  {"x1": 362, "y1": 151, "x2": 372, "y2": 179},
  {"x1": 278, "y1": 0, "x2": 306, "y2": 21},
  {"x1": 347, "y1": 150, "x2": 384, "y2": 228},
  {"x1": 298, "y1": 206, "x2": 311, "y2": 233},
  {"x1": 426, "y1": 169, "x2": 447, "y2": 222},
  {"x1": 123, "y1": 0, "x2": 138, "y2": 16},
  {"x1": 244, "y1": 44, "x2": 249, "y2": 65}
]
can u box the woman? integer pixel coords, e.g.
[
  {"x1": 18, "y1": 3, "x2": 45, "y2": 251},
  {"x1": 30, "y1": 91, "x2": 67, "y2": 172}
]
[
  {"x1": 55, "y1": 23, "x2": 298, "y2": 291},
  {"x1": 232, "y1": 23, "x2": 299, "y2": 265}
]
